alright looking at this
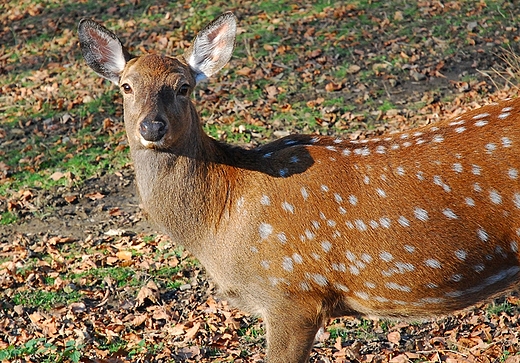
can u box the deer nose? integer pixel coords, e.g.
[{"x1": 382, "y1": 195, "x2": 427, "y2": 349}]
[{"x1": 139, "y1": 119, "x2": 167, "y2": 142}]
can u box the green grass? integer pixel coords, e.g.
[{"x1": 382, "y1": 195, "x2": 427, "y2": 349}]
[
  {"x1": 486, "y1": 301, "x2": 515, "y2": 316},
  {"x1": 0, "y1": 338, "x2": 83, "y2": 363},
  {"x1": 11, "y1": 290, "x2": 82, "y2": 310}
]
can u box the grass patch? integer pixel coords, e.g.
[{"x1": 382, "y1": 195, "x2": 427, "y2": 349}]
[{"x1": 11, "y1": 290, "x2": 82, "y2": 310}]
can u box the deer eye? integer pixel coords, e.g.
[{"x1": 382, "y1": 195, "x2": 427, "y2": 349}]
[
  {"x1": 178, "y1": 84, "x2": 190, "y2": 96},
  {"x1": 121, "y1": 83, "x2": 133, "y2": 94}
]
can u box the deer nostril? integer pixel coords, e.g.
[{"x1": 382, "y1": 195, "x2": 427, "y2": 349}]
[{"x1": 140, "y1": 120, "x2": 166, "y2": 142}]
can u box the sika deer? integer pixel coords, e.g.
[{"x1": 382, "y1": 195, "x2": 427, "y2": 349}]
[{"x1": 79, "y1": 12, "x2": 520, "y2": 363}]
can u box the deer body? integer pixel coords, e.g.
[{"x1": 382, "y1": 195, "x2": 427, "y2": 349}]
[{"x1": 79, "y1": 13, "x2": 520, "y2": 363}]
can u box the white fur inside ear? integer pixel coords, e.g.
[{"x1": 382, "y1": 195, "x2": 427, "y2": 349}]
[
  {"x1": 187, "y1": 34, "x2": 217, "y2": 82},
  {"x1": 186, "y1": 14, "x2": 236, "y2": 83},
  {"x1": 96, "y1": 30, "x2": 127, "y2": 81}
]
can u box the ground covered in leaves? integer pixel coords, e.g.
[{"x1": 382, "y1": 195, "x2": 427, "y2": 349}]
[{"x1": 2, "y1": 0, "x2": 520, "y2": 362}]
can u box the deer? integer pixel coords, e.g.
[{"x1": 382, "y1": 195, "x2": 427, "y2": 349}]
[{"x1": 78, "y1": 12, "x2": 520, "y2": 363}]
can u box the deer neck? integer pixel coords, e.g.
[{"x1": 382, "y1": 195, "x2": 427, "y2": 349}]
[{"x1": 130, "y1": 115, "x2": 236, "y2": 251}]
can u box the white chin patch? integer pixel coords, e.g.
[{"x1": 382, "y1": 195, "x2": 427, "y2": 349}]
[{"x1": 140, "y1": 136, "x2": 164, "y2": 149}]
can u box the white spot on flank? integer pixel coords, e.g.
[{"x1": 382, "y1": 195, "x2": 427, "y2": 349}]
[
  {"x1": 292, "y1": 253, "x2": 303, "y2": 264},
  {"x1": 363, "y1": 175, "x2": 370, "y2": 184},
  {"x1": 369, "y1": 220, "x2": 379, "y2": 229},
  {"x1": 365, "y1": 282, "x2": 376, "y2": 289},
  {"x1": 449, "y1": 120, "x2": 465, "y2": 126},
  {"x1": 376, "y1": 188, "x2": 387, "y2": 198},
  {"x1": 345, "y1": 251, "x2": 356, "y2": 262},
  {"x1": 474, "y1": 183, "x2": 482, "y2": 192},
  {"x1": 376, "y1": 145, "x2": 386, "y2": 154},
  {"x1": 404, "y1": 245, "x2": 415, "y2": 253},
  {"x1": 334, "y1": 193, "x2": 343, "y2": 203},
  {"x1": 502, "y1": 137, "x2": 513, "y2": 147},
  {"x1": 380, "y1": 251, "x2": 393, "y2": 262},
  {"x1": 282, "y1": 257, "x2": 293, "y2": 272},
  {"x1": 339, "y1": 206, "x2": 347, "y2": 215},
  {"x1": 260, "y1": 195, "x2": 270, "y2": 206},
  {"x1": 453, "y1": 163, "x2": 463, "y2": 173},
  {"x1": 473, "y1": 112, "x2": 490, "y2": 120},
  {"x1": 342, "y1": 148, "x2": 352, "y2": 156},
  {"x1": 513, "y1": 193, "x2": 520, "y2": 209},
  {"x1": 455, "y1": 126, "x2": 466, "y2": 133},
  {"x1": 475, "y1": 120, "x2": 488, "y2": 127},
  {"x1": 498, "y1": 112, "x2": 511, "y2": 119},
  {"x1": 332, "y1": 263, "x2": 346, "y2": 272},
  {"x1": 414, "y1": 207, "x2": 429, "y2": 221},
  {"x1": 300, "y1": 282, "x2": 310, "y2": 291},
  {"x1": 485, "y1": 143, "x2": 496, "y2": 153},
  {"x1": 301, "y1": 187, "x2": 309, "y2": 201},
  {"x1": 396, "y1": 166, "x2": 405, "y2": 176},
  {"x1": 321, "y1": 241, "x2": 332, "y2": 252},
  {"x1": 455, "y1": 249, "x2": 467, "y2": 261},
  {"x1": 290, "y1": 155, "x2": 300, "y2": 163},
  {"x1": 474, "y1": 264, "x2": 485, "y2": 273},
  {"x1": 260, "y1": 260, "x2": 270, "y2": 269},
  {"x1": 508, "y1": 168, "x2": 518, "y2": 179},
  {"x1": 398, "y1": 216, "x2": 410, "y2": 227},
  {"x1": 354, "y1": 220, "x2": 367, "y2": 231},
  {"x1": 489, "y1": 190, "x2": 502, "y2": 204},
  {"x1": 465, "y1": 197, "x2": 475, "y2": 207},
  {"x1": 395, "y1": 262, "x2": 415, "y2": 273},
  {"x1": 321, "y1": 184, "x2": 329, "y2": 192},
  {"x1": 432, "y1": 135, "x2": 444, "y2": 143},
  {"x1": 311, "y1": 274, "x2": 328, "y2": 286},
  {"x1": 360, "y1": 254, "x2": 373, "y2": 264},
  {"x1": 311, "y1": 220, "x2": 320, "y2": 229},
  {"x1": 349, "y1": 265, "x2": 360, "y2": 275},
  {"x1": 259, "y1": 223, "x2": 273, "y2": 240},
  {"x1": 354, "y1": 147, "x2": 370, "y2": 156},
  {"x1": 425, "y1": 259, "x2": 441, "y2": 268},
  {"x1": 477, "y1": 228, "x2": 489, "y2": 242},
  {"x1": 442, "y1": 208, "x2": 458, "y2": 219},
  {"x1": 250, "y1": 246, "x2": 258, "y2": 253},
  {"x1": 335, "y1": 283, "x2": 350, "y2": 292},
  {"x1": 354, "y1": 291, "x2": 369, "y2": 300},
  {"x1": 426, "y1": 283, "x2": 438, "y2": 289},
  {"x1": 416, "y1": 171, "x2": 425, "y2": 181},
  {"x1": 385, "y1": 282, "x2": 411, "y2": 292},
  {"x1": 326, "y1": 145, "x2": 337, "y2": 152},
  {"x1": 279, "y1": 168, "x2": 289, "y2": 177},
  {"x1": 379, "y1": 217, "x2": 391, "y2": 228},
  {"x1": 349, "y1": 195, "x2": 358, "y2": 205},
  {"x1": 304, "y1": 229, "x2": 315, "y2": 240},
  {"x1": 277, "y1": 232, "x2": 287, "y2": 244},
  {"x1": 282, "y1": 201, "x2": 295, "y2": 213},
  {"x1": 451, "y1": 274, "x2": 463, "y2": 282},
  {"x1": 471, "y1": 165, "x2": 481, "y2": 175},
  {"x1": 511, "y1": 241, "x2": 518, "y2": 253},
  {"x1": 327, "y1": 219, "x2": 337, "y2": 227}
]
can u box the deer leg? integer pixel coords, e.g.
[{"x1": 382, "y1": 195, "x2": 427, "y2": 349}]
[{"x1": 263, "y1": 307, "x2": 322, "y2": 363}]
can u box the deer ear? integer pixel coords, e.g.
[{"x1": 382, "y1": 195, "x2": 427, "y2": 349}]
[
  {"x1": 184, "y1": 12, "x2": 237, "y2": 84},
  {"x1": 78, "y1": 19, "x2": 133, "y2": 85}
]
